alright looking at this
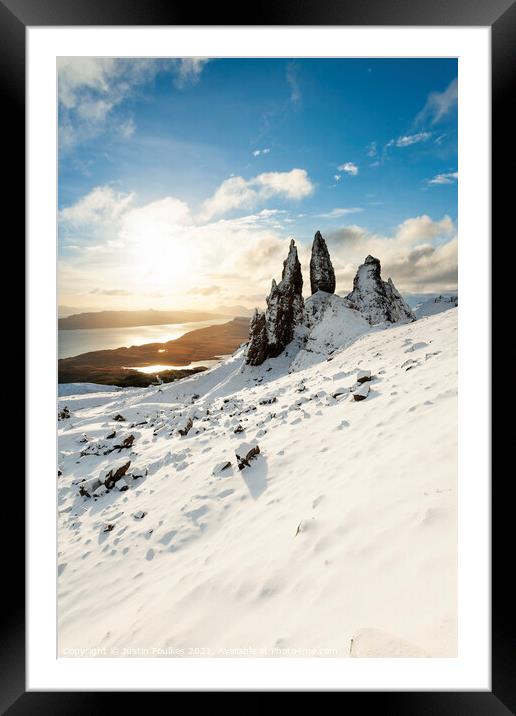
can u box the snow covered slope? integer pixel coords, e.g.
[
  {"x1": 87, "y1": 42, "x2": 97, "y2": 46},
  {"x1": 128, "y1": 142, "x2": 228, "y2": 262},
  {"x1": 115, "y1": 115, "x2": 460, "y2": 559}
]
[
  {"x1": 414, "y1": 294, "x2": 458, "y2": 318},
  {"x1": 58, "y1": 307, "x2": 457, "y2": 658}
]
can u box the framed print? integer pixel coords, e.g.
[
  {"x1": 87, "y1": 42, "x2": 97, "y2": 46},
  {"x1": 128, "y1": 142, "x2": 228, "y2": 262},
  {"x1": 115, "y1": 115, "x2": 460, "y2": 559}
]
[{"x1": 3, "y1": 0, "x2": 512, "y2": 709}]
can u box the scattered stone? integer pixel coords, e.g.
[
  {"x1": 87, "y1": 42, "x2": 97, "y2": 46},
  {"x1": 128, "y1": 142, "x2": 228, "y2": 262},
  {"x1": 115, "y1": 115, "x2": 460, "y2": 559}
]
[
  {"x1": 113, "y1": 414, "x2": 126, "y2": 422},
  {"x1": 102, "y1": 460, "x2": 131, "y2": 489},
  {"x1": 259, "y1": 396, "x2": 277, "y2": 405},
  {"x1": 332, "y1": 386, "x2": 348, "y2": 399},
  {"x1": 233, "y1": 424, "x2": 245, "y2": 434},
  {"x1": 177, "y1": 417, "x2": 193, "y2": 436},
  {"x1": 353, "y1": 383, "x2": 370, "y2": 402},
  {"x1": 92, "y1": 484, "x2": 108, "y2": 498},
  {"x1": 235, "y1": 441, "x2": 260, "y2": 470},
  {"x1": 356, "y1": 369, "x2": 372, "y2": 383},
  {"x1": 106, "y1": 431, "x2": 116, "y2": 440},
  {"x1": 114, "y1": 434, "x2": 135, "y2": 451},
  {"x1": 58, "y1": 406, "x2": 70, "y2": 421},
  {"x1": 102, "y1": 523, "x2": 115, "y2": 533},
  {"x1": 212, "y1": 461, "x2": 232, "y2": 475},
  {"x1": 79, "y1": 477, "x2": 101, "y2": 497},
  {"x1": 310, "y1": 230, "x2": 336, "y2": 295}
]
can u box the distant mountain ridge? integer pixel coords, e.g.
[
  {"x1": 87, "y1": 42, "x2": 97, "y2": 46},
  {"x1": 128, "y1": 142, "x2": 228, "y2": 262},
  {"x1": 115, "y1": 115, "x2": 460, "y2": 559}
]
[{"x1": 59, "y1": 309, "x2": 233, "y2": 331}]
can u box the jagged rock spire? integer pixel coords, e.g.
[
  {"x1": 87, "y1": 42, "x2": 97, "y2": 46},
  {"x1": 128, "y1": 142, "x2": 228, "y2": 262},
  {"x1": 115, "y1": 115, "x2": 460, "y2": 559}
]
[
  {"x1": 310, "y1": 231, "x2": 335, "y2": 295},
  {"x1": 346, "y1": 255, "x2": 415, "y2": 325},
  {"x1": 246, "y1": 310, "x2": 268, "y2": 366},
  {"x1": 246, "y1": 239, "x2": 304, "y2": 365}
]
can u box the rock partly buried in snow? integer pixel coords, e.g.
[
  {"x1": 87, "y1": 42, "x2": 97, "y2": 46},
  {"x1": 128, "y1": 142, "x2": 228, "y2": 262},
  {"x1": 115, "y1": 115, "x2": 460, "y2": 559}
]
[
  {"x1": 79, "y1": 476, "x2": 101, "y2": 497},
  {"x1": 102, "y1": 523, "x2": 115, "y2": 533},
  {"x1": 101, "y1": 460, "x2": 131, "y2": 489},
  {"x1": 58, "y1": 406, "x2": 70, "y2": 421},
  {"x1": 246, "y1": 239, "x2": 304, "y2": 365},
  {"x1": 332, "y1": 386, "x2": 348, "y2": 399},
  {"x1": 177, "y1": 417, "x2": 193, "y2": 436},
  {"x1": 114, "y1": 434, "x2": 134, "y2": 451},
  {"x1": 92, "y1": 484, "x2": 108, "y2": 498},
  {"x1": 346, "y1": 255, "x2": 415, "y2": 325},
  {"x1": 116, "y1": 478, "x2": 129, "y2": 492},
  {"x1": 310, "y1": 231, "x2": 336, "y2": 295},
  {"x1": 353, "y1": 383, "x2": 370, "y2": 401},
  {"x1": 113, "y1": 414, "x2": 126, "y2": 422},
  {"x1": 133, "y1": 510, "x2": 146, "y2": 520},
  {"x1": 356, "y1": 369, "x2": 372, "y2": 383},
  {"x1": 235, "y1": 441, "x2": 260, "y2": 470},
  {"x1": 212, "y1": 461, "x2": 232, "y2": 476}
]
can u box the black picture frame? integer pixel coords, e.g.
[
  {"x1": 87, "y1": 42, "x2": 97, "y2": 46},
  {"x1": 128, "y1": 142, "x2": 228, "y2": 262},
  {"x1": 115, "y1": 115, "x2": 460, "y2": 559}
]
[{"x1": 4, "y1": 0, "x2": 512, "y2": 710}]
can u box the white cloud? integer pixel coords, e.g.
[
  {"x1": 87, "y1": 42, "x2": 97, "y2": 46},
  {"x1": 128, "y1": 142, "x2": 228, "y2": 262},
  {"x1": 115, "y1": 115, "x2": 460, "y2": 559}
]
[
  {"x1": 252, "y1": 148, "x2": 271, "y2": 157},
  {"x1": 59, "y1": 184, "x2": 457, "y2": 310},
  {"x1": 58, "y1": 58, "x2": 210, "y2": 150},
  {"x1": 326, "y1": 214, "x2": 457, "y2": 293},
  {"x1": 334, "y1": 175, "x2": 341, "y2": 182},
  {"x1": 366, "y1": 141, "x2": 377, "y2": 157},
  {"x1": 316, "y1": 207, "x2": 364, "y2": 219},
  {"x1": 337, "y1": 162, "x2": 359, "y2": 176},
  {"x1": 119, "y1": 118, "x2": 136, "y2": 138},
  {"x1": 200, "y1": 168, "x2": 314, "y2": 220},
  {"x1": 59, "y1": 185, "x2": 135, "y2": 227},
  {"x1": 416, "y1": 78, "x2": 458, "y2": 125},
  {"x1": 172, "y1": 58, "x2": 210, "y2": 89},
  {"x1": 286, "y1": 62, "x2": 301, "y2": 104},
  {"x1": 392, "y1": 132, "x2": 432, "y2": 148},
  {"x1": 428, "y1": 171, "x2": 458, "y2": 186}
]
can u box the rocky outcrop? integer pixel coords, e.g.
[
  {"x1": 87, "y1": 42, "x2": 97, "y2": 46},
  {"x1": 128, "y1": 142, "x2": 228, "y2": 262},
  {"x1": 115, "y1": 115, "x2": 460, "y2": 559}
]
[
  {"x1": 310, "y1": 231, "x2": 335, "y2": 295},
  {"x1": 346, "y1": 255, "x2": 415, "y2": 325},
  {"x1": 246, "y1": 310, "x2": 268, "y2": 366},
  {"x1": 246, "y1": 239, "x2": 304, "y2": 365}
]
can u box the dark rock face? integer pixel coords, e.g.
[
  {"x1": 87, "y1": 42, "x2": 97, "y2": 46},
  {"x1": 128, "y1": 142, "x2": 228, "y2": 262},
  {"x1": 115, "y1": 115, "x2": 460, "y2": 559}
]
[
  {"x1": 246, "y1": 239, "x2": 304, "y2": 365},
  {"x1": 310, "y1": 231, "x2": 336, "y2": 295},
  {"x1": 246, "y1": 310, "x2": 268, "y2": 366},
  {"x1": 346, "y1": 255, "x2": 415, "y2": 325}
]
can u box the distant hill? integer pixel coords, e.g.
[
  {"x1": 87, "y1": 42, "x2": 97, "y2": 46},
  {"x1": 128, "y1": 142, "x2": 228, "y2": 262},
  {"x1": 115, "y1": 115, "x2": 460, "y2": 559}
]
[
  {"x1": 58, "y1": 317, "x2": 250, "y2": 384},
  {"x1": 59, "y1": 309, "x2": 233, "y2": 330}
]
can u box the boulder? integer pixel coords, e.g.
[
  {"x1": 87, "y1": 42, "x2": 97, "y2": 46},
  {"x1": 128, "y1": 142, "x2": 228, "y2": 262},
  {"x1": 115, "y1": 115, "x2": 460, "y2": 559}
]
[
  {"x1": 353, "y1": 383, "x2": 370, "y2": 401},
  {"x1": 177, "y1": 417, "x2": 193, "y2": 436},
  {"x1": 356, "y1": 369, "x2": 372, "y2": 383},
  {"x1": 235, "y1": 442, "x2": 260, "y2": 470},
  {"x1": 79, "y1": 476, "x2": 101, "y2": 497},
  {"x1": 212, "y1": 461, "x2": 232, "y2": 475},
  {"x1": 101, "y1": 460, "x2": 131, "y2": 489}
]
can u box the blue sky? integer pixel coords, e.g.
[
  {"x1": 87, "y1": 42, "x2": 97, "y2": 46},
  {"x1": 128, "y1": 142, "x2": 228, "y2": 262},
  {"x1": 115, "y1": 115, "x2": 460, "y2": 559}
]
[{"x1": 58, "y1": 58, "x2": 458, "y2": 311}]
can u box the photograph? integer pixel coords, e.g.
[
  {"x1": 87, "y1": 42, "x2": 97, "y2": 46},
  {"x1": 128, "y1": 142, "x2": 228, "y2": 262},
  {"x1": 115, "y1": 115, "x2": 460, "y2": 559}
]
[{"x1": 57, "y1": 57, "x2": 458, "y2": 659}]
